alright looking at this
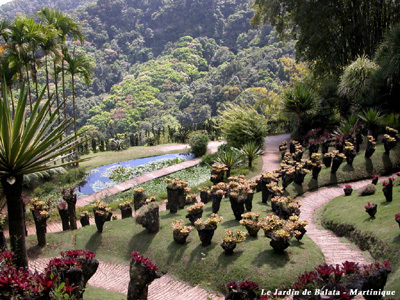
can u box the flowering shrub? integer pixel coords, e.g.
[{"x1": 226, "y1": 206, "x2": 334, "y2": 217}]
[
  {"x1": 221, "y1": 229, "x2": 246, "y2": 243},
  {"x1": 118, "y1": 200, "x2": 132, "y2": 209},
  {"x1": 164, "y1": 177, "x2": 189, "y2": 189},
  {"x1": 187, "y1": 202, "x2": 204, "y2": 214},
  {"x1": 194, "y1": 213, "x2": 223, "y2": 230},
  {"x1": 344, "y1": 185, "x2": 352, "y2": 190},
  {"x1": 130, "y1": 251, "x2": 158, "y2": 273},
  {"x1": 60, "y1": 249, "x2": 96, "y2": 260},
  {"x1": 364, "y1": 202, "x2": 376, "y2": 210},
  {"x1": 172, "y1": 219, "x2": 194, "y2": 235},
  {"x1": 240, "y1": 212, "x2": 262, "y2": 230}
]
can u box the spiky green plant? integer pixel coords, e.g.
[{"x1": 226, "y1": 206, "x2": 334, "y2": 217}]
[
  {"x1": 0, "y1": 80, "x2": 83, "y2": 268},
  {"x1": 215, "y1": 147, "x2": 244, "y2": 178},
  {"x1": 359, "y1": 108, "x2": 383, "y2": 138},
  {"x1": 241, "y1": 141, "x2": 263, "y2": 169}
]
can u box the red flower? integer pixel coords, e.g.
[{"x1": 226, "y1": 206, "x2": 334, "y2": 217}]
[
  {"x1": 316, "y1": 264, "x2": 333, "y2": 279},
  {"x1": 341, "y1": 261, "x2": 359, "y2": 274},
  {"x1": 239, "y1": 280, "x2": 259, "y2": 291},
  {"x1": 226, "y1": 281, "x2": 238, "y2": 290},
  {"x1": 395, "y1": 213, "x2": 400, "y2": 222}
]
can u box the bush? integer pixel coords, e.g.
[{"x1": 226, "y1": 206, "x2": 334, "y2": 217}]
[
  {"x1": 358, "y1": 184, "x2": 377, "y2": 196},
  {"x1": 218, "y1": 104, "x2": 268, "y2": 148},
  {"x1": 57, "y1": 168, "x2": 87, "y2": 185},
  {"x1": 189, "y1": 133, "x2": 209, "y2": 157},
  {"x1": 201, "y1": 153, "x2": 216, "y2": 166}
]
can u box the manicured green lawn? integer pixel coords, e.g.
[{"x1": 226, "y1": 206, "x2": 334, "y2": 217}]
[
  {"x1": 321, "y1": 182, "x2": 400, "y2": 293},
  {"x1": 26, "y1": 191, "x2": 324, "y2": 294},
  {"x1": 285, "y1": 144, "x2": 400, "y2": 198},
  {"x1": 84, "y1": 285, "x2": 126, "y2": 300},
  {"x1": 80, "y1": 144, "x2": 189, "y2": 169}
]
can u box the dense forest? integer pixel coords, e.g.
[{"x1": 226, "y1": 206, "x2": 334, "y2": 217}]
[{"x1": 1, "y1": 0, "x2": 296, "y2": 142}]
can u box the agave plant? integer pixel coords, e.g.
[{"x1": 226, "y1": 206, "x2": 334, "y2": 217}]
[
  {"x1": 359, "y1": 108, "x2": 383, "y2": 138},
  {"x1": 215, "y1": 147, "x2": 244, "y2": 178},
  {"x1": 241, "y1": 141, "x2": 263, "y2": 168},
  {"x1": 0, "y1": 81, "x2": 83, "y2": 268}
]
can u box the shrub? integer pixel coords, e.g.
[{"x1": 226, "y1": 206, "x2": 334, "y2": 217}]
[
  {"x1": 201, "y1": 153, "x2": 216, "y2": 166},
  {"x1": 188, "y1": 133, "x2": 209, "y2": 157},
  {"x1": 358, "y1": 184, "x2": 377, "y2": 196},
  {"x1": 217, "y1": 103, "x2": 268, "y2": 148}
]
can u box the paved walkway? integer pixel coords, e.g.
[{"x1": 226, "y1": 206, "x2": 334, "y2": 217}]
[{"x1": 261, "y1": 134, "x2": 290, "y2": 173}]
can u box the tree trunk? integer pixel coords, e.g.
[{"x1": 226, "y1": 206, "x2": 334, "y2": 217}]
[
  {"x1": 45, "y1": 56, "x2": 51, "y2": 115},
  {"x1": 25, "y1": 66, "x2": 33, "y2": 113},
  {"x1": 1, "y1": 176, "x2": 28, "y2": 269},
  {"x1": 71, "y1": 74, "x2": 79, "y2": 166}
]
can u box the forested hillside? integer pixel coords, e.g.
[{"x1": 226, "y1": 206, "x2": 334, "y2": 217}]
[{"x1": 1, "y1": 0, "x2": 295, "y2": 140}]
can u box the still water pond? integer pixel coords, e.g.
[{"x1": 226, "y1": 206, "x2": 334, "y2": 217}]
[{"x1": 78, "y1": 153, "x2": 194, "y2": 196}]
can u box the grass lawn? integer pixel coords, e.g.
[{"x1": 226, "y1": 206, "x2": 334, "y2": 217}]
[
  {"x1": 285, "y1": 144, "x2": 400, "y2": 198},
  {"x1": 26, "y1": 191, "x2": 324, "y2": 295},
  {"x1": 80, "y1": 144, "x2": 189, "y2": 169},
  {"x1": 84, "y1": 285, "x2": 126, "y2": 300},
  {"x1": 320, "y1": 181, "x2": 400, "y2": 293}
]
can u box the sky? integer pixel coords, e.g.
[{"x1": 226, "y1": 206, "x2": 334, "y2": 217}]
[{"x1": 0, "y1": 0, "x2": 13, "y2": 5}]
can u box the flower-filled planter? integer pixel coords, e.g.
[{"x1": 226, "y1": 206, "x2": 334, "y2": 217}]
[
  {"x1": 127, "y1": 251, "x2": 160, "y2": 300},
  {"x1": 185, "y1": 193, "x2": 197, "y2": 205},
  {"x1": 229, "y1": 193, "x2": 246, "y2": 221},
  {"x1": 186, "y1": 202, "x2": 204, "y2": 225},
  {"x1": 344, "y1": 142, "x2": 356, "y2": 165},
  {"x1": 92, "y1": 200, "x2": 112, "y2": 233},
  {"x1": 382, "y1": 134, "x2": 397, "y2": 155},
  {"x1": 220, "y1": 229, "x2": 246, "y2": 255},
  {"x1": 194, "y1": 214, "x2": 223, "y2": 246},
  {"x1": 80, "y1": 211, "x2": 90, "y2": 227},
  {"x1": 60, "y1": 249, "x2": 99, "y2": 292},
  {"x1": 289, "y1": 215, "x2": 308, "y2": 241},
  {"x1": 210, "y1": 185, "x2": 226, "y2": 214},
  {"x1": 165, "y1": 178, "x2": 188, "y2": 213},
  {"x1": 322, "y1": 152, "x2": 332, "y2": 168},
  {"x1": 225, "y1": 281, "x2": 259, "y2": 300},
  {"x1": 245, "y1": 190, "x2": 254, "y2": 212},
  {"x1": 61, "y1": 187, "x2": 78, "y2": 230},
  {"x1": 240, "y1": 212, "x2": 262, "y2": 237},
  {"x1": 293, "y1": 163, "x2": 310, "y2": 185},
  {"x1": 260, "y1": 171, "x2": 280, "y2": 202},
  {"x1": 0, "y1": 212, "x2": 7, "y2": 251},
  {"x1": 365, "y1": 202, "x2": 377, "y2": 218},
  {"x1": 210, "y1": 163, "x2": 227, "y2": 184},
  {"x1": 371, "y1": 174, "x2": 379, "y2": 185},
  {"x1": 343, "y1": 185, "x2": 353, "y2": 196},
  {"x1": 270, "y1": 234, "x2": 290, "y2": 252},
  {"x1": 279, "y1": 140, "x2": 287, "y2": 154},
  {"x1": 308, "y1": 140, "x2": 320, "y2": 159},
  {"x1": 199, "y1": 187, "x2": 211, "y2": 204},
  {"x1": 310, "y1": 153, "x2": 322, "y2": 179},
  {"x1": 382, "y1": 178, "x2": 394, "y2": 202},
  {"x1": 172, "y1": 219, "x2": 194, "y2": 244},
  {"x1": 365, "y1": 136, "x2": 376, "y2": 159},
  {"x1": 29, "y1": 198, "x2": 50, "y2": 247},
  {"x1": 119, "y1": 201, "x2": 133, "y2": 219},
  {"x1": 395, "y1": 213, "x2": 400, "y2": 229},
  {"x1": 270, "y1": 196, "x2": 300, "y2": 220},
  {"x1": 136, "y1": 200, "x2": 160, "y2": 234},
  {"x1": 331, "y1": 150, "x2": 346, "y2": 173},
  {"x1": 133, "y1": 187, "x2": 147, "y2": 211},
  {"x1": 57, "y1": 201, "x2": 70, "y2": 231}
]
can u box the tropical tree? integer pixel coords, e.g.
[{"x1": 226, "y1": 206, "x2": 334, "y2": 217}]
[
  {"x1": 0, "y1": 81, "x2": 83, "y2": 269},
  {"x1": 241, "y1": 141, "x2": 263, "y2": 169},
  {"x1": 283, "y1": 82, "x2": 316, "y2": 136},
  {"x1": 215, "y1": 147, "x2": 244, "y2": 178},
  {"x1": 359, "y1": 108, "x2": 383, "y2": 139}
]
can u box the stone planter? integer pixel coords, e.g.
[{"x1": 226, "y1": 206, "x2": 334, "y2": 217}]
[
  {"x1": 294, "y1": 172, "x2": 307, "y2": 185},
  {"x1": 78, "y1": 257, "x2": 99, "y2": 291},
  {"x1": 173, "y1": 232, "x2": 189, "y2": 244},
  {"x1": 361, "y1": 267, "x2": 391, "y2": 300},
  {"x1": 197, "y1": 227, "x2": 216, "y2": 246},
  {"x1": 64, "y1": 194, "x2": 77, "y2": 230},
  {"x1": 32, "y1": 211, "x2": 48, "y2": 247},
  {"x1": 344, "y1": 188, "x2": 353, "y2": 196},
  {"x1": 58, "y1": 208, "x2": 70, "y2": 231},
  {"x1": 366, "y1": 205, "x2": 377, "y2": 218},
  {"x1": 365, "y1": 144, "x2": 375, "y2": 159},
  {"x1": 138, "y1": 207, "x2": 160, "y2": 234},
  {"x1": 244, "y1": 226, "x2": 260, "y2": 237},
  {"x1": 331, "y1": 157, "x2": 344, "y2": 173},
  {"x1": 211, "y1": 193, "x2": 223, "y2": 214},
  {"x1": 323, "y1": 156, "x2": 332, "y2": 168},
  {"x1": 245, "y1": 193, "x2": 253, "y2": 212},
  {"x1": 372, "y1": 177, "x2": 379, "y2": 185},
  {"x1": 346, "y1": 153, "x2": 356, "y2": 165},
  {"x1": 167, "y1": 187, "x2": 185, "y2": 213},
  {"x1": 282, "y1": 173, "x2": 293, "y2": 189},
  {"x1": 120, "y1": 206, "x2": 133, "y2": 219},
  {"x1": 127, "y1": 261, "x2": 160, "y2": 300},
  {"x1": 229, "y1": 197, "x2": 245, "y2": 221},
  {"x1": 312, "y1": 165, "x2": 321, "y2": 179},
  {"x1": 220, "y1": 241, "x2": 237, "y2": 255},
  {"x1": 383, "y1": 186, "x2": 393, "y2": 202},
  {"x1": 80, "y1": 215, "x2": 90, "y2": 227},
  {"x1": 200, "y1": 191, "x2": 210, "y2": 204},
  {"x1": 93, "y1": 211, "x2": 109, "y2": 233},
  {"x1": 295, "y1": 228, "x2": 307, "y2": 241},
  {"x1": 270, "y1": 236, "x2": 290, "y2": 253},
  {"x1": 186, "y1": 211, "x2": 203, "y2": 225},
  {"x1": 134, "y1": 191, "x2": 147, "y2": 211},
  {"x1": 210, "y1": 170, "x2": 224, "y2": 184}
]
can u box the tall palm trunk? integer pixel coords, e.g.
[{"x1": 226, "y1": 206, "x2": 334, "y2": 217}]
[
  {"x1": 71, "y1": 74, "x2": 79, "y2": 166},
  {"x1": 1, "y1": 176, "x2": 28, "y2": 269},
  {"x1": 45, "y1": 56, "x2": 51, "y2": 114},
  {"x1": 53, "y1": 60, "x2": 61, "y2": 125},
  {"x1": 62, "y1": 59, "x2": 67, "y2": 120},
  {"x1": 25, "y1": 65, "x2": 33, "y2": 112}
]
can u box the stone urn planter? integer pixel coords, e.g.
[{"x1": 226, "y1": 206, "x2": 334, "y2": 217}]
[
  {"x1": 331, "y1": 153, "x2": 345, "y2": 173},
  {"x1": 30, "y1": 198, "x2": 50, "y2": 247},
  {"x1": 93, "y1": 210, "x2": 109, "y2": 233},
  {"x1": 322, "y1": 154, "x2": 332, "y2": 168},
  {"x1": 133, "y1": 188, "x2": 147, "y2": 211},
  {"x1": 197, "y1": 227, "x2": 216, "y2": 246},
  {"x1": 365, "y1": 136, "x2": 376, "y2": 159},
  {"x1": 245, "y1": 192, "x2": 253, "y2": 212},
  {"x1": 269, "y1": 236, "x2": 290, "y2": 253},
  {"x1": 312, "y1": 165, "x2": 321, "y2": 179},
  {"x1": 173, "y1": 231, "x2": 190, "y2": 244},
  {"x1": 295, "y1": 227, "x2": 307, "y2": 241},
  {"x1": 382, "y1": 181, "x2": 393, "y2": 202},
  {"x1": 220, "y1": 241, "x2": 237, "y2": 255},
  {"x1": 365, "y1": 202, "x2": 377, "y2": 218},
  {"x1": 343, "y1": 185, "x2": 353, "y2": 196},
  {"x1": 136, "y1": 202, "x2": 160, "y2": 234},
  {"x1": 165, "y1": 178, "x2": 188, "y2": 212},
  {"x1": 371, "y1": 175, "x2": 379, "y2": 185},
  {"x1": 57, "y1": 202, "x2": 70, "y2": 231},
  {"x1": 211, "y1": 192, "x2": 224, "y2": 214},
  {"x1": 62, "y1": 187, "x2": 78, "y2": 230},
  {"x1": 127, "y1": 252, "x2": 160, "y2": 300},
  {"x1": 200, "y1": 190, "x2": 211, "y2": 204},
  {"x1": 79, "y1": 213, "x2": 90, "y2": 227},
  {"x1": 229, "y1": 196, "x2": 245, "y2": 221},
  {"x1": 172, "y1": 219, "x2": 194, "y2": 244},
  {"x1": 119, "y1": 201, "x2": 133, "y2": 219}
]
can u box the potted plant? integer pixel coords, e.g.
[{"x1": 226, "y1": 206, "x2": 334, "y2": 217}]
[
  {"x1": 260, "y1": 171, "x2": 280, "y2": 202},
  {"x1": 186, "y1": 202, "x2": 204, "y2": 225},
  {"x1": 279, "y1": 140, "x2": 287, "y2": 159},
  {"x1": 269, "y1": 229, "x2": 291, "y2": 252},
  {"x1": 185, "y1": 193, "x2": 197, "y2": 205},
  {"x1": 239, "y1": 212, "x2": 262, "y2": 237},
  {"x1": 127, "y1": 251, "x2": 160, "y2": 300},
  {"x1": 92, "y1": 200, "x2": 113, "y2": 233},
  {"x1": 371, "y1": 174, "x2": 380, "y2": 185},
  {"x1": 310, "y1": 153, "x2": 322, "y2": 179},
  {"x1": 344, "y1": 185, "x2": 353, "y2": 196},
  {"x1": 365, "y1": 202, "x2": 377, "y2": 218},
  {"x1": 210, "y1": 163, "x2": 227, "y2": 184},
  {"x1": 136, "y1": 199, "x2": 160, "y2": 234},
  {"x1": 133, "y1": 187, "x2": 147, "y2": 211},
  {"x1": 61, "y1": 187, "x2": 78, "y2": 230},
  {"x1": 225, "y1": 281, "x2": 260, "y2": 300},
  {"x1": 194, "y1": 213, "x2": 223, "y2": 246},
  {"x1": 293, "y1": 163, "x2": 310, "y2": 185},
  {"x1": 322, "y1": 152, "x2": 332, "y2": 168},
  {"x1": 172, "y1": 219, "x2": 194, "y2": 244},
  {"x1": 199, "y1": 187, "x2": 211, "y2": 204},
  {"x1": 382, "y1": 178, "x2": 394, "y2": 202},
  {"x1": 80, "y1": 211, "x2": 90, "y2": 227},
  {"x1": 331, "y1": 150, "x2": 346, "y2": 173},
  {"x1": 382, "y1": 134, "x2": 397, "y2": 155},
  {"x1": 220, "y1": 229, "x2": 246, "y2": 255},
  {"x1": 344, "y1": 142, "x2": 356, "y2": 165},
  {"x1": 29, "y1": 198, "x2": 50, "y2": 247},
  {"x1": 211, "y1": 185, "x2": 226, "y2": 214},
  {"x1": 395, "y1": 213, "x2": 400, "y2": 229},
  {"x1": 57, "y1": 201, "x2": 70, "y2": 231},
  {"x1": 0, "y1": 212, "x2": 7, "y2": 250},
  {"x1": 165, "y1": 178, "x2": 188, "y2": 213},
  {"x1": 289, "y1": 214, "x2": 309, "y2": 241},
  {"x1": 365, "y1": 136, "x2": 376, "y2": 159},
  {"x1": 119, "y1": 200, "x2": 133, "y2": 219}
]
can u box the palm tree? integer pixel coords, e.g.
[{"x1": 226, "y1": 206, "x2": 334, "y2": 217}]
[
  {"x1": 241, "y1": 141, "x2": 263, "y2": 169},
  {"x1": 215, "y1": 147, "x2": 244, "y2": 178},
  {"x1": 64, "y1": 49, "x2": 93, "y2": 161},
  {"x1": 359, "y1": 108, "x2": 383, "y2": 139},
  {"x1": 0, "y1": 81, "x2": 83, "y2": 269},
  {"x1": 283, "y1": 82, "x2": 316, "y2": 136}
]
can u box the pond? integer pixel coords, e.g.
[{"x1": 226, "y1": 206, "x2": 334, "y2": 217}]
[{"x1": 77, "y1": 153, "x2": 194, "y2": 196}]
